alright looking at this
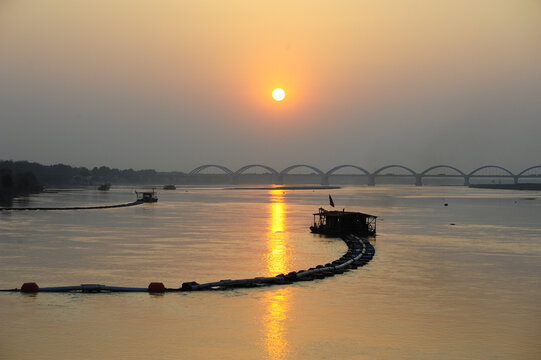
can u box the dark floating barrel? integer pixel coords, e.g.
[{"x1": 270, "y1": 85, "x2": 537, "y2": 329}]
[
  {"x1": 148, "y1": 282, "x2": 166, "y2": 293},
  {"x1": 21, "y1": 282, "x2": 39, "y2": 293}
]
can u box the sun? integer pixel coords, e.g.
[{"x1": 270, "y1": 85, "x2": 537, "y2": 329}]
[{"x1": 272, "y1": 88, "x2": 285, "y2": 101}]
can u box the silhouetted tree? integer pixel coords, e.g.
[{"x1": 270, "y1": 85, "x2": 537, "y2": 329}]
[
  {"x1": 1, "y1": 169, "x2": 14, "y2": 190},
  {"x1": 15, "y1": 172, "x2": 41, "y2": 193}
]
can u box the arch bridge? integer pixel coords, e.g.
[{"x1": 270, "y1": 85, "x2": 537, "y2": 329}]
[{"x1": 186, "y1": 164, "x2": 541, "y2": 186}]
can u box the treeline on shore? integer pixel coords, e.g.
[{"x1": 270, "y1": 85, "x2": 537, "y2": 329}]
[
  {"x1": 0, "y1": 168, "x2": 43, "y2": 203},
  {"x1": 0, "y1": 160, "x2": 188, "y2": 189}
]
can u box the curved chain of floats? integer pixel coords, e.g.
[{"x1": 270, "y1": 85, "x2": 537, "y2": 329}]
[{"x1": 5, "y1": 234, "x2": 375, "y2": 293}]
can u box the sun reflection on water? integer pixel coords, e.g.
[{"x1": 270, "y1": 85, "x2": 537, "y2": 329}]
[
  {"x1": 266, "y1": 190, "x2": 289, "y2": 276},
  {"x1": 263, "y1": 287, "x2": 291, "y2": 360},
  {"x1": 263, "y1": 190, "x2": 291, "y2": 359}
]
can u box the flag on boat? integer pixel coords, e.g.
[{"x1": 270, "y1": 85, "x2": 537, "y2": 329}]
[{"x1": 329, "y1": 195, "x2": 335, "y2": 207}]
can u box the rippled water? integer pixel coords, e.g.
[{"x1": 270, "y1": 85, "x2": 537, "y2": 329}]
[{"x1": 1, "y1": 186, "x2": 540, "y2": 359}]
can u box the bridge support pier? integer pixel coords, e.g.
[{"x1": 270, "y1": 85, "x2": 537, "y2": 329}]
[
  {"x1": 368, "y1": 175, "x2": 375, "y2": 186},
  {"x1": 230, "y1": 175, "x2": 239, "y2": 185},
  {"x1": 513, "y1": 176, "x2": 519, "y2": 184},
  {"x1": 274, "y1": 174, "x2": 284, "y2": 185},
  {"x1": 415, "y1": 174, "x2": 422, "y2": 186},
  {"x1": 320, "y1": 175, "x2": 329, "y2": 186},
  {"x1": 463, "y1": 176, "x2": 470, "y2": 186}
]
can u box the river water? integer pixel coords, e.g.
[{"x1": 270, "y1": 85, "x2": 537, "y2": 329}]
[{"x1": 1, "y1": 185, "x2": 540, "y2": 359}]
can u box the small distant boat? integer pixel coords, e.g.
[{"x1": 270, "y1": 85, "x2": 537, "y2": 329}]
[
  {"x1": 98, "y1": 183, "x2": 111, "y2": 191},
  {"x1": 135, "y1": 190, "x2": 158, "y2": 203},
  {"x1": 162, "y1": 184, "x2": 176, "y2": 190}
]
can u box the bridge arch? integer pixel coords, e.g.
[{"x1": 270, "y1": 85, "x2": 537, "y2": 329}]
[
  {"x1": 517, "y1": 165, "x2": 541, "y2": 177},
  {"x1": 326, "y1": 165, "x2": 371, "y2": 176},
  {"x1": 189, "y1": 165, "x2": 233, "y2": 175},
  {"x1": 468, "y1": 165, "x2": 514, "y2": 177},
  {"x1": 280, "y1": 164, "x2": 324, "y2": 175},
  {"x1": 420, "y1": 165, "x2": 466, "y2": 176},
  {"x1": 235, "y1": 164, "x2": 279, "y2": 175},
  {"x1": 372, "y1": 165, "x2": 417, "y2": 176}
]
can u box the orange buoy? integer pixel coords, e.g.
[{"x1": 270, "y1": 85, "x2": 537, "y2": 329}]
[
  {"x1": 148, "y1": 282, "x2": 165, "y2": 293},
  {"x1": 21, "y1": 282, "x2": 39, "y2": 293}
]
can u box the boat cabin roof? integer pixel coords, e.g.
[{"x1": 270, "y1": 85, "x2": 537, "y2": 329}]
[{"x1": 313, "y1": 210, "x2": 377, "y2": 218}]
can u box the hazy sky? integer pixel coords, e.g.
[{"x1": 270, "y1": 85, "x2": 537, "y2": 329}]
[{"x1": 1, "y1": 1, "x2": 540, "y2": 173}]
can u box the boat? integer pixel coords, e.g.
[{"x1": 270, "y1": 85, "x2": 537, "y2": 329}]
[
  {"x1": 98, "y1": 183, "x2": 111, "y2": 191},
  {"x1": 310, "y1": 207, "x2": 377, "y2": 236},
  {"x1": 162, "y1": 184, "x2": 176, "y2": 190},
  {"x1": 135, "y1": 189, "x2": 158, "y2": 203}
]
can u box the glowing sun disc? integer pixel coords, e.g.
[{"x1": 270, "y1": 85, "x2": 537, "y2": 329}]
[{"x1": 272, "y1": 88, "x2": 285, "y2": 101}]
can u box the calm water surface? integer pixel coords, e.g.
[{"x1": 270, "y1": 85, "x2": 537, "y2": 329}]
[{"x1": 1, "y1": 186, "x2": 540, "y2": 359}]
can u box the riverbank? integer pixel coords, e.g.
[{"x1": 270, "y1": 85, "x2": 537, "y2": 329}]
[
  {"x1": 227, "y1": 185, "x2": 341, "y2": 190},
  {"x1": 469, "y1": 183, "x2": 541, "y2": 190}
]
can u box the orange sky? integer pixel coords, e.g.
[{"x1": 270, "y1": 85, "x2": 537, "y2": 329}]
[{"x1": 1, "y1": 1, "x2": 540, "y2": 170}]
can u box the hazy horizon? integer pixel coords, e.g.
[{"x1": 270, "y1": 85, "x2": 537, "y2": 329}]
[{"x1": 1, "y1": 1, "x2": 540, "y2": 173}]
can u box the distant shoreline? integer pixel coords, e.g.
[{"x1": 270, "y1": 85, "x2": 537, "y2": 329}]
[
  {"x1": 227, "y1": 185, "x2": 341, "y2": 190},
  {"x1": 469, "y1": 183, "x2": 541, "y2": 190}
]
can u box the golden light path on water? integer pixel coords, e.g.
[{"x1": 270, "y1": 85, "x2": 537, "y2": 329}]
[
  {"x1": 263, "y1": 189, "x2": 291, "y2": 360},
  {"x1": 266, "y1": 189, "x2": 288, "y2": 275}
]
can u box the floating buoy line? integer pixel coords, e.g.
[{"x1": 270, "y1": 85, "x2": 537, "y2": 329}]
[
  {"x1": 0, "y1": 190, "x2": 158, "y2": 211},
  {"x1": 0, "y1": 200, "x2": 143, "y2": 211},
  {"x1": 1, "y1": 234, "x2": 375, "y2": 294}
]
